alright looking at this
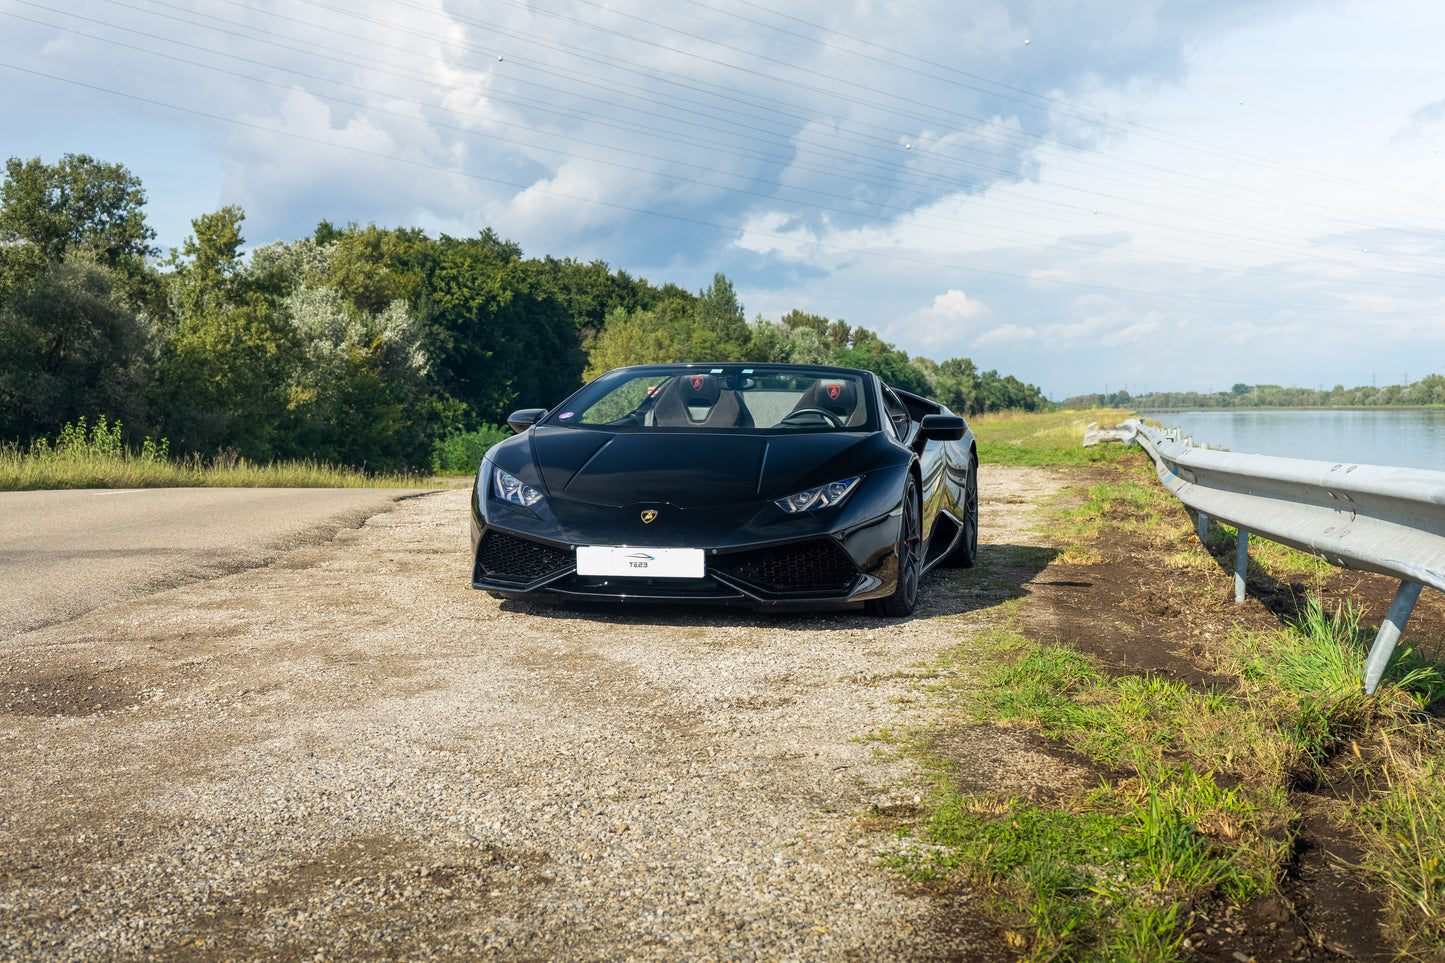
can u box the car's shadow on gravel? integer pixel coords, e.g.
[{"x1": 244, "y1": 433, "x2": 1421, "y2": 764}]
[{"x1": 494, "y1": 541, "x2": 1058, "y2": 630}]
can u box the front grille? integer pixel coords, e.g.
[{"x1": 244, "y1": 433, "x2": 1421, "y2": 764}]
[
  {"x1": 712, "y1": 539, "x2": 857, "y2": 593},
  {"x1": 477, "y1": 530, "x2": 572, "y2": 583}
]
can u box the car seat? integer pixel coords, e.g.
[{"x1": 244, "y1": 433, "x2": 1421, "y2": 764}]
[
  {"x1": 651, "y1": 373, "x2": 746, "y2": 428},
  {"x1": 788, "y1": 378, "x2": 862, "y2": 426}
]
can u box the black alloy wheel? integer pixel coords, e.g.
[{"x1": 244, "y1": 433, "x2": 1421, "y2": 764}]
[{"x1": 871, "y1": 474, "x2": 921, "y2": 617}]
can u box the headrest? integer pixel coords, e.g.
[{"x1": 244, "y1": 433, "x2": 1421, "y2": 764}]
[
  {"x1": 817, "y1": 380, "x2": 856, "y2": 414},
  {"x1": 681, "y1": 373, "x2": 721, "y2": 405}
]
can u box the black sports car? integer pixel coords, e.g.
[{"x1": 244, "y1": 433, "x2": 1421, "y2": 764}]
[{"x1": 469, "y1": 363, "x2": 978, "y2": 614}]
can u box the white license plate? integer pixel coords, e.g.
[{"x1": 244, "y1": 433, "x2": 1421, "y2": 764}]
[{"x1": 575, "y1": 546, "x2": 705, "y2": 578}]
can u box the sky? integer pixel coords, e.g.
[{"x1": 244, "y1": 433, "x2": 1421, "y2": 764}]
[{"x1": 3, "y1": 0, "x2": 1443, "y2": 400}]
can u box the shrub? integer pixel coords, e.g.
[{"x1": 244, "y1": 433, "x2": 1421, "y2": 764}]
[{"x1": 431, "y1": 424, "x2": 512, "y2": 474}]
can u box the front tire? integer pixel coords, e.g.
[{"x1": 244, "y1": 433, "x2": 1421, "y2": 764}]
[{"x1": 869, "y1": 474, "x2": 921, "y2": 617}]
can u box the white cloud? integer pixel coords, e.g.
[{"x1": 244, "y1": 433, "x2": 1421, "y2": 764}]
[
  {"x1": 974, "y1": 323, "x2": 1037, "y2": 346},
  {"x1": 889, "y1": 288, "x2": 992, "y2": 348}
]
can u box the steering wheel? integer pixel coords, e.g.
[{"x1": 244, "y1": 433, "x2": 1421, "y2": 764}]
[{"x1": 780, "y1": 407, "x2": 843, "y2": 427}]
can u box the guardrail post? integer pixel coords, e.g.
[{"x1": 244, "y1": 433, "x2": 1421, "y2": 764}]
[
  {"x1": 1234, "y1": 531, "x2": 1249, "y2": 604},
  {"x1": 1198, "y1": 513, "x2": 1208, "y2": 544},
  {"x1": 1362, "y1": 580, "x2": 1425, "y2": 695}
]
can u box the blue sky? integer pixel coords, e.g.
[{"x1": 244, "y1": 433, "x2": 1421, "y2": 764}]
[{"x1": 3, "y1": 0, "x2": 1443, "y2": 399}]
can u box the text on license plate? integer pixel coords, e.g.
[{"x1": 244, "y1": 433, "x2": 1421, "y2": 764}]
[{"x1": 575, "y1": 546, "x2": 704, "y2": 578}]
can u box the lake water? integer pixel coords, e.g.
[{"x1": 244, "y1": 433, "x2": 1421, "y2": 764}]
[{"x1": 1135, "y1": 408, "x2": 1445, "y2": 472}]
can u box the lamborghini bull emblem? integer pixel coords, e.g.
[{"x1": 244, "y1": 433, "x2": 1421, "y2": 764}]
[
  {"x1": 690, "y1": 376, "x2": 705, "y2": 392},
  {"x1": 827, "y1": 384, "x2": 841, "y2": 401},
  {"x1": 640, "y1": 510, "x2": 659, "y2": 524}
]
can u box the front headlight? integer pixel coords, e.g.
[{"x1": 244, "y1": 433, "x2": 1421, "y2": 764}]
[
  {"x1": 493, "y1": 467, "x2": 544, "y2": 507},
  {"x1": 774, "y1": 475, "x2": 861, "y2": 514}
]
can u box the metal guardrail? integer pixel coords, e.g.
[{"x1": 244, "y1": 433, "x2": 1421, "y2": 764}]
[{"x1": 1086, "y1": 419, "x2": 1445, "y2": 694}]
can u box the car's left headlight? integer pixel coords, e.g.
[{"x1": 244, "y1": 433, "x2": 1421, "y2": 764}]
[
  {"x1": 774, "y1": 476, "x2": 861, "y2": 514},
  {"x1": 492, "y1": 466, "x2": 544, "y2": 507}
]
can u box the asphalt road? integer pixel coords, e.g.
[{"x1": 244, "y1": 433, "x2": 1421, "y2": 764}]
[{"x1": 0, "y1": 487, "x2": 423, "y2": 640}]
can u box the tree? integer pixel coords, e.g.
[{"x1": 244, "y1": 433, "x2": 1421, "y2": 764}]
[
  {"x1": 582, "y1": 307, "x2": 676, "y2": 380},
  {"x1": 327, "y1": 223, "x2": 432, "y2": 316},
  {"x1": 832, "y1": 343, "x2": 931, "y2": 396},
  {"x1": 278, "y1": 279, "x2": 432, "y2": 468},
  {"x1": 933, "y1": 357, "x2": 979, "y2": 414},
  {"x1": 152, "y1": 207, "x2": 297, "y2": 457},
  {"x1": 425, "y1": 233, "x2": 579, "y2": 420},
  {"x1": 164, "y1": 205, "x2": 247, "y2": 322},
  {"x1": 693, "y1": 273, "x2": 749, "y2": 359},
  {"x1": 0, "y1": 249, "x2": 153, "y2": 441},
  {"x1": 780, "y1": 309, "x2": 828, "y2": 336},
  {"x1": 0, "y1": 154, "x2": 157, "y2": 265}
]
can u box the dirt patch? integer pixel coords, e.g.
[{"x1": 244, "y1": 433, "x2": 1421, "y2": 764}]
[
  {"x1": 0, "y1": 668, "x2": 148, "y2": 717},
  {"x1": 930, "y1": 727, "x2": 1098, "y2": 806}
]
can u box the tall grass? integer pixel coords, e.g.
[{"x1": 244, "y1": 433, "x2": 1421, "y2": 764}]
[
  {"x1": 1, "y1": 416, "x2": 440, "y2": 490},
  {"x1": 1358, "y1": 745, "x2": 1445, "y2": 956}
]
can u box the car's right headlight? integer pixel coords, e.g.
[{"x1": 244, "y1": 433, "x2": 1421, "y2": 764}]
[
  {"x1": 774, "y1": 476, "x2": 861, "y2": 514},
  {"x1": 492, "y1": 467, "x2": 544, "y2": 507}
]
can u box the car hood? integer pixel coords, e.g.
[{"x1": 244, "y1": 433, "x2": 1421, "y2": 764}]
[{"x1": 530, "y1": 427, "x2": 875, "y2": 509}]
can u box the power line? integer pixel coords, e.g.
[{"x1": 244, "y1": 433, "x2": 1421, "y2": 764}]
[{"x1": 10, "y1": 57, "x2": 1437, "y2": 317}]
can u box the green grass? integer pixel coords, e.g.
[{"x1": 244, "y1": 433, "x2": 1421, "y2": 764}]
[
  {"x1": 881, "y1": 491, "x2": 1445, "y2": 960},
  {"x1": 971, "y1": 408, "x2": 1144, "y2": 467},
  {"x1": 1, "y1": 416, "x2": 446, "y2": 490},
  {"x1": 881, "y1": 405, "x2": 1445, "y2": 959}
]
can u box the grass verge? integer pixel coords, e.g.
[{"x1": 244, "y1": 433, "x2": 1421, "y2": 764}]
[
  {"x1": 878, "y1": 408, "x2": 1445, "y2": 961},
  {"x1": 1, "y1": 416, "x2": 449, "y2": 490}
]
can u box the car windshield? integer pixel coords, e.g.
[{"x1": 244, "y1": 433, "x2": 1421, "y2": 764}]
[{"x1": 545, "y1": 365, "x2": 876, "y2": 432}]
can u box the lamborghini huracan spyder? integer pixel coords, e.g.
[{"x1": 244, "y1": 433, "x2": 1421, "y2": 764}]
[{"x1": 469, "y1": 363, "x2": 978, "y2": 614}]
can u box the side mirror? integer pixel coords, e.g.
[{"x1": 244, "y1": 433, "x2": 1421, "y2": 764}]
[
  {"x1": 918, "y1": 414, "x2": 966, "y2": 442},
  {"x1": 506, "y1": 408, "x2": 548, "y2": 433}
]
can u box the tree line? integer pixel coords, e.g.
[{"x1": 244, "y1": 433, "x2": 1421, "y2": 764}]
[
  {"x1": 1066, "y1": 377, "x2": 1445, "y2": 411},
  {"x1": 0, "y1": 154, "x2": 1047, "y2": 471}
]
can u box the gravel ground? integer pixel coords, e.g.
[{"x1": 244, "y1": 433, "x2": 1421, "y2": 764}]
[{"x1": 0, "y1": 467, "x2": 1066, "y2": 961}]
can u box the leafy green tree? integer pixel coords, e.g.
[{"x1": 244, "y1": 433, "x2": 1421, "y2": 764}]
[
  {"x1": 0, "y1": 249, "x2": 153, "y2": 441},
  {"x1": 742, "y1": 318, "x2": 792, "y2": 364},
  {"x1": 693, "y1": 273, "x2": 749, "y2": 359},
  {"x1": 582, "y1": 307, "x2": 676, "y2": 380},
  {"x1": 0, "y1": 154, "x2": 157, "y2": 265},
  {"x1": 933, "y1": 357, "x2": 980, "y2": 414},
  {"x1": 163, "y1": 205, "x2": 246, "y2": 322},
  {"x1": 526, "y1": 255, "x2": 660, "y2": 341},
  {"x1": 0, "y1": 243, "x2": 49, "y2": 305},
  {"x1": 152, "y1": 207, "x2": 298, "y2": 457},
  {"x1": 832, "y1": 341, "x2": 931, "y2": 396},
  {"x1": 779, "y1": 309, "x2": 828, "y2": 336},
  {"x1": 425, "y1": 233, "x2": 579, "y2": 420},
  {"x1": 328, "y1": 223, "x2": 432, "y2": 316},
  {"x1": 280, "y1": 282, "x2": 431, "y2": 467}
]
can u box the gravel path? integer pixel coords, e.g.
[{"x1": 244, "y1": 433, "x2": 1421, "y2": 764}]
[{"x1": 1, "y1": 468, "x2": 1063, "y2": 961}]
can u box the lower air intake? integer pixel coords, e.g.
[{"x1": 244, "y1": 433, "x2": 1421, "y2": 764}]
[
  {"x1": 713, "y1": 540, "x2": 857, "y2": 593},
  {"x1": 477, "y1": 530, "x2": 572, "y2": 582}
]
